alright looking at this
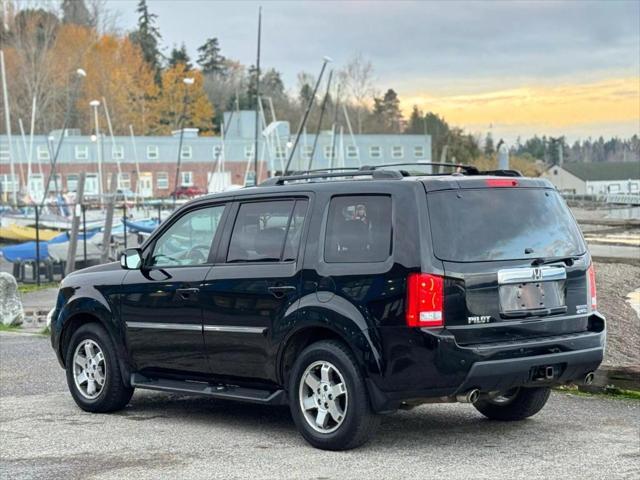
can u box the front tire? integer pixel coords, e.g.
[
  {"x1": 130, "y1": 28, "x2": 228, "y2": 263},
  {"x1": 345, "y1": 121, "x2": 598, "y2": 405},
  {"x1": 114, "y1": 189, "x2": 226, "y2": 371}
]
[
  {"x1": 473, "y1": 387, "x2": 551, "y2": 421},
  {"x1": 65, "y1": 323, "x2": 134, "y2": 413},
  {"x1": 288, "y1": 340, "x2": 380, "y2": 450}
]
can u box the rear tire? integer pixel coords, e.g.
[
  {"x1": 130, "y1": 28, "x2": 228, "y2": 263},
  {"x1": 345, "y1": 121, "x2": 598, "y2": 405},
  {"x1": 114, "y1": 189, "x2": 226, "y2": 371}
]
[
  {"x1": 473, "y1": 387, "x2": 551, "y2": 421},
  {"x1": 65, "y1": 323, "x2": 134, "y2": 413},
  {"x1": 288, "y1": 340, "x2": 380, "y2": 450}
]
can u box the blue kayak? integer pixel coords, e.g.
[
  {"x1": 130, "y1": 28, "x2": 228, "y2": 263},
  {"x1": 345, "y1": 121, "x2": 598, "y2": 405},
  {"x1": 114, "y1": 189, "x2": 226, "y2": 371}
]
[{"x1": 0, "y1": 231, "x2": 97, "y2": 263}]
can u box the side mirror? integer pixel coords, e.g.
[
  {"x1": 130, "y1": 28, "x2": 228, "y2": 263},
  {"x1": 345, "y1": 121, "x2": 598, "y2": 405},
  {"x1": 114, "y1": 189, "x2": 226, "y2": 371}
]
[{"x1": 120, "y1": 248, "x2": 143, "y2": 270}]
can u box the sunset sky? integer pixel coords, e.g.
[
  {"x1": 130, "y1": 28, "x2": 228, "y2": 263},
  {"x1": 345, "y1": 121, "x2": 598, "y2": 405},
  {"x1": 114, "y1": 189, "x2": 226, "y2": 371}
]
[{"x1": 109, "y1": 0, "x2": 640, "y2": 143}]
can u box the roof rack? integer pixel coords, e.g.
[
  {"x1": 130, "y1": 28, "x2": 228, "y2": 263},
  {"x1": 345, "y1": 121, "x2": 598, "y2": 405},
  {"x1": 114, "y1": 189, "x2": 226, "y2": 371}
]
[
  {"x1": 260, "y1": 169, "x2": 403, "y2": 186},
  {"x1": 359, "y1": 162, "x2": 480, "y2": 175},
  {"x1": 359, "y1": 162, "x2": 522, "y2": 177}
]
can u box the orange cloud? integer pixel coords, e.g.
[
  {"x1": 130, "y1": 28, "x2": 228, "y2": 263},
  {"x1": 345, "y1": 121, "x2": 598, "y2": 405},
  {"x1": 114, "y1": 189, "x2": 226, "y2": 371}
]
[{"x1": 402, "y1": 77, "x2": 640, "y2": 133}]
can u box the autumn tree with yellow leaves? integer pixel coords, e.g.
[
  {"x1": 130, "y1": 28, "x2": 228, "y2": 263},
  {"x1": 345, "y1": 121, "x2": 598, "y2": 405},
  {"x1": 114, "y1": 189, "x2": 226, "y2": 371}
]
[{"x1": 153, "y1": 64, "x2": 214, "y2": 135}]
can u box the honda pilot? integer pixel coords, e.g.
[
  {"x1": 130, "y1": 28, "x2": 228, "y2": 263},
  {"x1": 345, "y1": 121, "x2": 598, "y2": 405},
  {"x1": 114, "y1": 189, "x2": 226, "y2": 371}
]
[{"x1": 50, "y1": 164, "x2": 605, "y2": 450}]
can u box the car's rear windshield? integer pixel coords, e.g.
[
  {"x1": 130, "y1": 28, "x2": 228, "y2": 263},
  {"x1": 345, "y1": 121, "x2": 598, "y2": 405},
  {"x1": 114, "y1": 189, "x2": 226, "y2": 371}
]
[{"x1": 427, "y1": 188, "x2": 586, "y2": 262}]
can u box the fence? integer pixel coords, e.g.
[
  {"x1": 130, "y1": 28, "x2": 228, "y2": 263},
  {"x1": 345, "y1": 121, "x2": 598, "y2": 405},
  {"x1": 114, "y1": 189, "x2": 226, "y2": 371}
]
[{"x1": 0, "y1": 199, "x2": 180, "y2": 285}]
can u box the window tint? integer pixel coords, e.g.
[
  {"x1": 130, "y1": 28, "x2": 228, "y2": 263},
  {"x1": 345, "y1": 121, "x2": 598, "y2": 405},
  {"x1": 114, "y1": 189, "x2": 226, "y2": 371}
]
[
  {"x1": 227, "y1": 200, "x2": 307, "y2": 263},
  {"x1": 150, "y1": 205, "x2": 225, "y2": 267},
  {"x1": 427, "y1": 189, "x2": 586, "y2": 262},
  {"x1": 325, "y1": 196, "x2": 392, "y2": 263}
]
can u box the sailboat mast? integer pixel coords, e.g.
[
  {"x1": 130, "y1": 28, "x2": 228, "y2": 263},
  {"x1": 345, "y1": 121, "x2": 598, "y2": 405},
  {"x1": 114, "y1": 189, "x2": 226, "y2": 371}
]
[
  {"x1": 253, "y1": 6, "x2": 262, "y2": 185},
  {"x1": 1, "y1": 50, "x2": 17, "y2": 206},
  {"x1": 308, "y1": 69, "x2": 334, "y2": 171}
]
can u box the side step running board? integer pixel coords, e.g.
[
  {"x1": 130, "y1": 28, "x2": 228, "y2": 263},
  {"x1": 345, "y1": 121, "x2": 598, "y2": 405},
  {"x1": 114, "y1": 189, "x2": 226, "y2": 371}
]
[{"x1": 130, "y1": 373, "x2": 287, "y2": 406}]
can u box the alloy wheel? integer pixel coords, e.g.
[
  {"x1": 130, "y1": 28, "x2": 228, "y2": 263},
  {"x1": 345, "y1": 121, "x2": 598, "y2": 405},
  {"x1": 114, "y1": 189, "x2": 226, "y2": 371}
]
[
  {"x1": 72, "y1": 339, "x2": 106, "y2": 400},
  {"x1": 299, "y1": 361, "x2": 348, "y2": 433}
]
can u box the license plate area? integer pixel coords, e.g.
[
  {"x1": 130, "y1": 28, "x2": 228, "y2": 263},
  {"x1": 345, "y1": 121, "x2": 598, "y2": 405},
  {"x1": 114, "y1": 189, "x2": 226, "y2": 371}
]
[
  {"x1": 498, "y1": 266, "x2": 567, "y2": 317},
  {"x1": 500, "y1": 281, "x2": 565, "y2": 312}
]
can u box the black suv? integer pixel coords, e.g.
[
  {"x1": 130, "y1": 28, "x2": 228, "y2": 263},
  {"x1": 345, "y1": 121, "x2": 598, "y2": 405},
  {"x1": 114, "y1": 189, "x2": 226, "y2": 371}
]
[{"x1": 50, "y1": 165, "x2": 605, "y2": 450}]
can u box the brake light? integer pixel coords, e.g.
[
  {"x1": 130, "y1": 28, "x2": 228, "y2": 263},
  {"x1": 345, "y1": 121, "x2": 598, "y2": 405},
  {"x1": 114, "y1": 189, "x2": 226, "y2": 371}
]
[
  {"x1": 406, "y1": 273, "x2": 444, "y2": 328},
  {"x1": 486, "y1": 178, "x2": 518, "y2": 187},
  {"x1": 588, "y1": 264, "x2": 597, "y2": 311}
]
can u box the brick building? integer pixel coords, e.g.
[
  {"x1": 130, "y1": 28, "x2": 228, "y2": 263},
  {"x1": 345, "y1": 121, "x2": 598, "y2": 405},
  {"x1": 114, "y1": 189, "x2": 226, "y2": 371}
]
[{"x1": 1, "y1": 111, "x2": 432, "y2": 202}]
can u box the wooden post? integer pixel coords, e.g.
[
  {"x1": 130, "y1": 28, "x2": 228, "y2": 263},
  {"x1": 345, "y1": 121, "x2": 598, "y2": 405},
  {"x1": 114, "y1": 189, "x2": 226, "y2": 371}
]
[
  {"x1": 65, "y1": 173, "x2": 86, "y2": 275},
  {"x1": 101, "y1": 172, "x2": 118, "y2": 264}
]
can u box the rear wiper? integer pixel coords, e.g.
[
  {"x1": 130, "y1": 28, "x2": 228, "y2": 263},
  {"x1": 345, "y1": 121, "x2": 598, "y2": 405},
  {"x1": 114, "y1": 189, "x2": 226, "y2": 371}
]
[{"x1": 531, "y1": 255, "x2": 581, "y2": 266}]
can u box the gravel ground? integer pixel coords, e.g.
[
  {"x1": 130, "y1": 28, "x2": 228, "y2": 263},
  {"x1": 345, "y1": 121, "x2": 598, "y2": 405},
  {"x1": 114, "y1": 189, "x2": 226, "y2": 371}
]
[
  {"x1": 1, "y1": 332, "x2": 639, "y2": 480},
  {"x1": 594, "y1": 261, "x2": 640, "y2": 367}
]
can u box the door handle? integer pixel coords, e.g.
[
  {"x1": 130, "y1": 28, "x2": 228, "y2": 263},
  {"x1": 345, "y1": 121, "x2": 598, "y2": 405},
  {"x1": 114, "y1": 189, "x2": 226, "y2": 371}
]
[
  {"x1": 268, "y1": 285, "x2": 296, "y2": 298},
  {"x1": 177, "y1": 287, "x2": 200, "y2": 300}
]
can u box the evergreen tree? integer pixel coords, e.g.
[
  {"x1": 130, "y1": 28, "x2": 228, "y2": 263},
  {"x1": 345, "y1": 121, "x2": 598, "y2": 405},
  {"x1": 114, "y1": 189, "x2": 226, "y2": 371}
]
[
  {"x1": 168, "y1": 43, "x2": 192, "y2": 70},
  {"x1": 197, "y1": 37, "x2": 226, "y2": 75},
  {"x1": 372, "y1": 88, "x2": 403, "y2": 133},
  {"x1": 61, "y1": 0, "x2": 91, "y2": 26},
  {"x1": 261, "y1": 68, "x2": 285, "y2": 100},
  {"x1": 484, "y1": 132, "x2": 495, "y2": 155},
  {"x1": 404, "y1": 105, "x2": 424, "y2": 134},
  {"x1": 129, "y1": 0, "x2": 162, "y2": 83}
]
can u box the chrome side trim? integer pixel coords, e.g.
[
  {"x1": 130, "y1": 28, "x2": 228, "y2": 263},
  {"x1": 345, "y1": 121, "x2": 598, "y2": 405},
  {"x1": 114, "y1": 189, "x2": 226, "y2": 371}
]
[
  {"x1": 498, "y1": 266, "x2": 566, "y2": 285},
  {"x1": 203, "y1": 325, "x2": 267, "y2": 334},
  {"x1": 126, "y1": 321, "x2": 202, "y2": 331}
]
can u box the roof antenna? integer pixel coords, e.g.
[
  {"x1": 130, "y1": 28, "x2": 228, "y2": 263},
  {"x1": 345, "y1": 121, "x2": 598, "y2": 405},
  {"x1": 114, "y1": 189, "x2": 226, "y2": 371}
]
[{"x1": 284, "y1": 56, "x2": 332, "y2": 174}]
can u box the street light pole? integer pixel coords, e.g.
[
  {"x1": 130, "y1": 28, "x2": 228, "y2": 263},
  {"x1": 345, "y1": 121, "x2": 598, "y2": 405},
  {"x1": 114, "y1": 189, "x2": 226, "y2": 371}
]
[
  {"x1": 90, "y1": 100, "x2": 103, "y2": 200},
  {"x1": 172, "y1": 77, "x2": 194, "y2": 208}
]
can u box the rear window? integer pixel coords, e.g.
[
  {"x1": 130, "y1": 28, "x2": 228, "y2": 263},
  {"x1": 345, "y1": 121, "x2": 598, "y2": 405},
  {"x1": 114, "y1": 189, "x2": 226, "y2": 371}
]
[
  {"x1": 325, "y1": 195, "x2": 392, "y2": 263},
  {"x1": 427, "y1": 188, "x2": 586, "y2": 262}
]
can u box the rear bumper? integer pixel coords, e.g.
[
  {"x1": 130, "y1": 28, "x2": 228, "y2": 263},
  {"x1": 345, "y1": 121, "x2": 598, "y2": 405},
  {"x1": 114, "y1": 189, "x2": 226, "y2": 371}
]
[
  {"x1": 367, "y1": 313, "x2": 606, "y2": 412},
  {"x1": 453, "y1": 346, "x2": 603, "y2": 395}
]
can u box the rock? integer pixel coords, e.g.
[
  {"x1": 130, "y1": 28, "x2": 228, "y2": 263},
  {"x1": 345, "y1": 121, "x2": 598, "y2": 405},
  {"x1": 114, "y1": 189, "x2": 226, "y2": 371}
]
[{"x1": 0, "y1": 273, "x2": 24, "y2": 326}]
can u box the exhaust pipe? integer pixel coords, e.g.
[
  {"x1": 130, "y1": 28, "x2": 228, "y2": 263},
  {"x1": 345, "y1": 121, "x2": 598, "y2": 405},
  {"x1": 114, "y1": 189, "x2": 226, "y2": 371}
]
[
  {"x1": 456, "y1": 389, "x2": 480, "y2": 404},
  {"x1": 584, "y1": 372, "x2": 595, "y2": 385}
]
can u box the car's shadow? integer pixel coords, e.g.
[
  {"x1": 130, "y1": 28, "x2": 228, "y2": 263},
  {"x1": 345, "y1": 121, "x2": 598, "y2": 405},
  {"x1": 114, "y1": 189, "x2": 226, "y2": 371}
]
[{"x1": 115, "y1": 390, "x2": 536, "y2": 451}]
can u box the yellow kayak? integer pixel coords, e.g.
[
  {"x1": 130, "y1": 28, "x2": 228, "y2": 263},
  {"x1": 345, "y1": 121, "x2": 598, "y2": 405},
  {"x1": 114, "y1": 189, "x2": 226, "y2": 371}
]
[{"x1": 0, "y1": 224, "x2": 61, "y2": 242}]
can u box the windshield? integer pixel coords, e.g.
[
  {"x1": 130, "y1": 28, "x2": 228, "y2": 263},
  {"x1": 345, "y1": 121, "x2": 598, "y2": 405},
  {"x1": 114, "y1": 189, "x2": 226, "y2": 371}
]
[{"x1": 427, "y1": 188, "x2": 586, "y2": 262}]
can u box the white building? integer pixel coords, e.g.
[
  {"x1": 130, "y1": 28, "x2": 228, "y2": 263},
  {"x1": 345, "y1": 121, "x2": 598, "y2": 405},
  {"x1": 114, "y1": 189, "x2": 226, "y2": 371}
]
[{"x1": 541, "y1": 162, "x2": 639, "y2": 195}]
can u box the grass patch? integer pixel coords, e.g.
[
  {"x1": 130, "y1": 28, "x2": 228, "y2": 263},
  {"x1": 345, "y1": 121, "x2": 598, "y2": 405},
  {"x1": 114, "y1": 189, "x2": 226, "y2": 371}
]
[
  {"x1": 39, "y1": 326, "x2": 51, "y2": 336},
  {"x1": 18, "y1": 282, "x2": 58, "y2": 295},
  {"x1": 0, "y1": 324, "x2": 21, "y2": 332},
  {"x1": 555, "y1": 384, "x2": 640, "y2": 401}
]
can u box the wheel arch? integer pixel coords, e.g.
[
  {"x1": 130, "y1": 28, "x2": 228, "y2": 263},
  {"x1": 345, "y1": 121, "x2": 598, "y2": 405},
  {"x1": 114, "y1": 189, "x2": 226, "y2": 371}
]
[
  {"x1": 276, "y1": 297, "x2": 384, "y2": 388},
  {"x1": 58, "y1": 305, "x2": 131, "y2": 386}
]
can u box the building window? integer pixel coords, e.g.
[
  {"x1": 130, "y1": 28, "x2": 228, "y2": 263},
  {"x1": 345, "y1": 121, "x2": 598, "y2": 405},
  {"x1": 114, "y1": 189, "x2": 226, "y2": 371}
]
[
  {"x1": 180, "y1": 145, "x2": 192, "y2": 160},
  {"x1": 413, "y1": 145, "x2": 425, "y2": 159},
  {"x1": 181, "y1": 171, "x2": 193, "y2": 186},
  {"x1": 391, "y1": 146, "x2": 404, "y2": 159},
  {"x1": 157, "y1": 172, "x2": 169, "y2": 189},
  {"x1": 369, "y1": 146, "x2": 382, "y2": 159},
  {"x1": 0, "y1": 143, "x2": 9, "y2": 161},
  {"x1": 346, "y1": 146, "x2": 359, "y2": 159},
  {"x1": 213, "y1": 145, "x2": 222, "y2": 159},
  {"x1": 324, "y1": 145, "x2": 336, "y2": 160},
  {"x1": 112, "y1": 145, "x2": 124, "y2": 160},
  {"x1": 608, "y1": 184, "x2": 620, "y2": 193},
  {"x1": 244, "y1": 145, "x2": 254, "y2": 160},
  {"x1": 118, "y1": 173, "x2": 131, "y2": 190},
  {"x1": 75, "y1": 145, "x2": 89, "y2": 160},
  {"x1": 147, "y1": 145, "x2": 159, "y2": 160},
  {"x1": 37, "y1": 145, "x2": 50, "y2": 161},
  {"x1": 66, "y1": 174, "x2": 79, "y2": 192},
  {"x1": 0, "y1": 174, "x2": 18, "y2": 193},
  {"x1": 301, "y1": 145, "x2": 313, "y2": 160},
  {"x1": 630, "y1": 183, "x2": 639, "y2": 193},
  {"x1": 275, "y1": 145, "x2": 286, "y2": 160}
]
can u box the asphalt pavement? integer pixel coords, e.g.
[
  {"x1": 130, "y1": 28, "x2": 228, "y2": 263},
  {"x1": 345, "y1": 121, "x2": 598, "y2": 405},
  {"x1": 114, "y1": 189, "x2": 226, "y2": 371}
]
[{"x1": 0, "y1": 332, "x2": 638, "y2": 480}]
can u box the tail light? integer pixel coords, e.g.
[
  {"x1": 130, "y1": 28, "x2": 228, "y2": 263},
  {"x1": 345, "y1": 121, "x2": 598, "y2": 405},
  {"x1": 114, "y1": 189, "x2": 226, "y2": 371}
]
[
  {"x1": 486, "y1": 178, "x2": 518, "y2": 187},
  {"x1": 406, "y1": 273, "x2": 444, "y2": 328},
  {"x1": 587, "y1": 264, "x2": 597, "y2": 311}
]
